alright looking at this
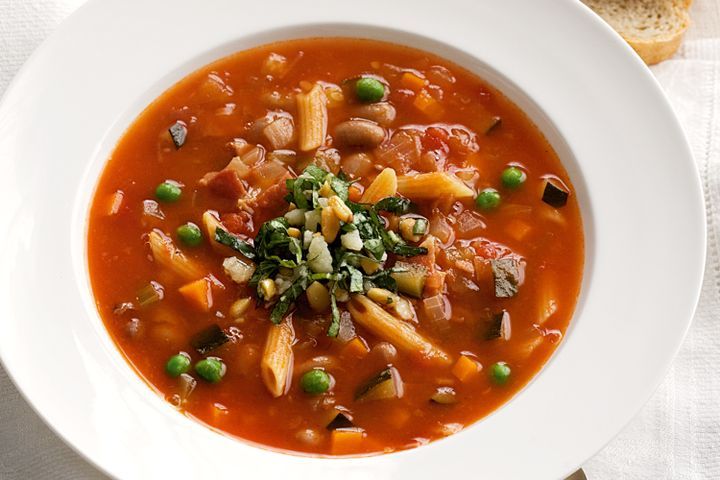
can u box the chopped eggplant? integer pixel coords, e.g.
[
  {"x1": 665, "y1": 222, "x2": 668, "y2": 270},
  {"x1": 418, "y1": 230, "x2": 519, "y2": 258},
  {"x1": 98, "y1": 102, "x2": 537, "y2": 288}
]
[
  {"x1": 326, "y1": 412, "x2": 355, "y2": 430},
  {"x1": 430, "y1": 387, "x2": 457, "y2": 405},
  {"x1": 190, "y1": 324, "x2": 230, "y2": 355},
  {"x1": 491, "y1": 257, "x2": 523, "y2": 298},
  {"x1": 355, "y1": 366, "x2": 404, "y2": 402},
  {"x1": 483, "y1": 116, "x2": 502, "y2": 135},
  {"x1": 541, "y1": 178, "x2": 569, "y2": 207},
  {"x1": 485, "y1": 310, "x2": 511, "y2": 340},
  {"x1": 391, "y1": 262, "x2": 428, "y2": 298},
  {"x1": 168, "y1": 121, "x2": 188, "y2": 149}
]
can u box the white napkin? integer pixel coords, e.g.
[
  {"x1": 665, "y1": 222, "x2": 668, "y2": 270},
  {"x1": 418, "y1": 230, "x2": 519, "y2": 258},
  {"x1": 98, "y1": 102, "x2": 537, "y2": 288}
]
[
  {"x1": 584, "y1": 4, "x2": 720, "y2": 477},
  {"x1": 0, "y1": 1, "x2": 718, "y2": 479}
]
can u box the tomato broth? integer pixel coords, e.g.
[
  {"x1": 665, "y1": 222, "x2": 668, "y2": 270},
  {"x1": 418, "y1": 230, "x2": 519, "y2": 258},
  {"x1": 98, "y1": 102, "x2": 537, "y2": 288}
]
[{"x1": 88, "y1": 38, "x2": 583, "y2": 455}]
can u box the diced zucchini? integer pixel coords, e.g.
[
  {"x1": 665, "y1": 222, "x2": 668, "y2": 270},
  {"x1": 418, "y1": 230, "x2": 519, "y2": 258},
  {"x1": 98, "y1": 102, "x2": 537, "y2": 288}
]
[
  {"x1": 391, "y1": 262, "x2": 428, "y2": 298},
  {"x1": 413, "y1": 218, "x2": 428, "y2": 235},
  {"x1": 355, "y1": 366, "x2": 404, "y2": 402}
]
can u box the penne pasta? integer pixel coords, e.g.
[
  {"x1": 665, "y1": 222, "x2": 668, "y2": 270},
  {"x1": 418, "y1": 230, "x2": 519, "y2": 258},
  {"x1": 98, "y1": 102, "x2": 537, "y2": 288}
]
[
  {"x1": 148, "y1": 229, "x2": 203, "y2": 281},
  {"x1": 296, "y1": 83, "x2": 328, "y2": 151},
  {"x1": 348, "y1": 295, "x2": 451, "y2": 366},
  {"x1": 360, "y1": 168, "x2": 397, "y2": 203},
  {"x1": 396, "y1": 172, "x2": 474, "y2": 200},
  {"x1": 261, "y1": 317, "x2": 295, "y2": 397}
]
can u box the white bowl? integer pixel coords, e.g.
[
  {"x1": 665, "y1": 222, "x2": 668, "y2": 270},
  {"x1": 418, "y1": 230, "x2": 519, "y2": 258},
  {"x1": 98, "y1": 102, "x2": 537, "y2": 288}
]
[{"x1": 0, "y1": 0, "x2": 705, "y2": 478}]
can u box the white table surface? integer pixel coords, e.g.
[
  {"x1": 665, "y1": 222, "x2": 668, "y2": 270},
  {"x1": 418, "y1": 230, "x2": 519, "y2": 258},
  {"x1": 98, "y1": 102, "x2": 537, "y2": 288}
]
[{"x1": 1, "y1": 1, "x2": 718, "y2": 478}]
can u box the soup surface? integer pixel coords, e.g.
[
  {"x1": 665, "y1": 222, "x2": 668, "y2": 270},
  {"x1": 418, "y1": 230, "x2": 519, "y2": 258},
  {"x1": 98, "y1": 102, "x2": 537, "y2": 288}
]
[{"x1": 88, "y1": 38, "x2": 583, "y2": 455}]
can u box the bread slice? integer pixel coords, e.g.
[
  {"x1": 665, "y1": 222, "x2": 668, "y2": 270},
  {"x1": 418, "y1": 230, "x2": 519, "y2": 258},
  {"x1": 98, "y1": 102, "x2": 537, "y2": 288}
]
[{"x1": 582, "y1": 0, "x2": 691, "y2": 65}]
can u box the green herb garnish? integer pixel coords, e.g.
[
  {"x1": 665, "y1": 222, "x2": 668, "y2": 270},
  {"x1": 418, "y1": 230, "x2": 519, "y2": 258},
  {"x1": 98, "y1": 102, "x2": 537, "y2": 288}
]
[
  {"x1": 215, "y1": 228, "x2": 255, "y2": 259},
  {"x1": 248, "y1": 165, "x2": 428, "y2": 334}
]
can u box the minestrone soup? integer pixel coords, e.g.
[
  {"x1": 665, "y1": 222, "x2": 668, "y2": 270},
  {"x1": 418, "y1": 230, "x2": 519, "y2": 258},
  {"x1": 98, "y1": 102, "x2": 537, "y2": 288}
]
[{"x1": 88, "y1": 38, "x2": 583, "y2": 456}]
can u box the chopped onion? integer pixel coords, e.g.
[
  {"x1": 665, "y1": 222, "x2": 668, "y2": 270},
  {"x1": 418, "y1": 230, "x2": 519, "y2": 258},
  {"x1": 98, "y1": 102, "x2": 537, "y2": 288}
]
[
  {"x1": 429, "y1": 213, "x2": 454, "y2": 245},
  {"x1": 307, "y1": 236, "x2": 333, "y2": 273},
  {"x1": 340, "y1": 229, "x2": 363, "y2": 251},
  {"x1": 303, "y1": 230, "x2": 314, "y2": 249},
  {"x1": 423, "y1": 294, "x2": 450, "y2": 323},
  {"x1": 223, "y1": 257, "x2": 255, "y2": 284},
  {"x1": 177, "y1": 373, "x2": 197, "y2": 403},
  {"x1": 456, "y1": 210, "x2": 486, "y2": 238},
  {"x1": 336, "y1": 312, "x2": 356, "y2": 343},
  {"x1": 305, "y1": 209, "x2": 321, "y2": 232},
  {"x1": 284, "y1": 208, "x2": 307, "y2": 226},
  {"x1": 142, "y1": 199, "x2": 164, "y2": 219}
]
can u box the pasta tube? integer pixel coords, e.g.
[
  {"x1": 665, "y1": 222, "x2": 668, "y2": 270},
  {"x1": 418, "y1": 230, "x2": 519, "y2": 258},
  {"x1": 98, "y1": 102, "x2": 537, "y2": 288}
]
[
  {"x1": 360, "y1": 168, "x2": 397, "y2": 203},
  {"x1": 396, "y1": 172, "x2": 474, "y2": 200},
  {"x1": 261, "y1": 317, "x2": 295, "y2": 397},
  {"x1": 348, "y1": 295, "x2": 450, "y2": 366},
  {"x1": 148, "y1": 229, "x2": 203, "y2": 281},
  {"x1": 297, "y1": 83, "x2": 327, "y2": 151}
]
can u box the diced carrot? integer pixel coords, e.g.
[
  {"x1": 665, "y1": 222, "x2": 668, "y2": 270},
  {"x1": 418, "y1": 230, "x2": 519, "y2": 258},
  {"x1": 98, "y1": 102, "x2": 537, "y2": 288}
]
[
  {"x1": 106, "y1": 190, "x2": 124, "y2": 215},
  {"x1": 331, "y1": 428, "x2": 365, "y2": 454},
  {"x1": 400, "y1": 72, "x2": 427, "y2": 91},
  {"x1": 451, "y1": 355, "x2": 482, "y2": 383},
  {"x1": 179, "y1": 278, "x2": 213, "y2": 312},
  {"x1": 413, "y1": 89, "x2": 445, "y2": 119},
  {"x1": 506, "y1": 219, "x2": 532, "y2": 241},
  {"x1": 348, "y1": 183, "x2": 363, "y2": 203},
  {"x1": 343, "y1": 337, "x2": 370, "y2": 358}
]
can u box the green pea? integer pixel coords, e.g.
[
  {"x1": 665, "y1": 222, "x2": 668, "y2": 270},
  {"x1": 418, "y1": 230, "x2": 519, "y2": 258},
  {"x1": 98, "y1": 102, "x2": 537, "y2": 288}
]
[
  {"x1": 155, "y1": 181, "x2": 182, "y2": 202},
  {"x1": 501, "y1": 166, "x2": 526, "y2": 189},
  {"x1": 355, "y1": 77, "x2": 385, "y2": 103},
  {"x1": 300, "y1": 369, "x2": 332, "y2": 394},
  {"x1": 165, "y1": 353, "x2": 191, "y2": 378},
  {"x1": 177, "y1": 222, "x2": 203, "y2": 247},
  {"x1": 490, "y1": 362, "x2": 511, "y2": 385},
  {"x1": 475, "y1": 188, "x2": 501, "y2": 210},
  {"x1": 195, "y1": 357, "x2": 225, "y2": 383}
]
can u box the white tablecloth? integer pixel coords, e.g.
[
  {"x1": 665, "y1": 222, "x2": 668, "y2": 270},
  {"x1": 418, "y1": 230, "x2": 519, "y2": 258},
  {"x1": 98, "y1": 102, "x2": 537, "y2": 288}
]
[{"x1": 1, "y1": 1, "x2": 718, "y2": 478}]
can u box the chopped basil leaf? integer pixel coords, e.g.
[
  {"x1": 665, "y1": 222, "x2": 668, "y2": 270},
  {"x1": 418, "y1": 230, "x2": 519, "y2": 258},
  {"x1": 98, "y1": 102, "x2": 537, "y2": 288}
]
[
  {"x1": 393, "y1": 244, "x2": 428, "y2": 257},
  {"x1": 374, "y1": 196, "x2": 412, "y2": 214},
  {"x1": 327, "y1": 282, "x2": 340, "y2": 337},
  {"x1": 364, "y1": 238, "x2": 385, "y2": 260},
  {"x1": 347, "y1": 266, "x2": 365, "y2": 293},
  {"x1": 270, "y1": 266, "x2": 310, "y2": 323},
  {"x1": 215, "y1": 228, "x2": 256, "y2": 259}
]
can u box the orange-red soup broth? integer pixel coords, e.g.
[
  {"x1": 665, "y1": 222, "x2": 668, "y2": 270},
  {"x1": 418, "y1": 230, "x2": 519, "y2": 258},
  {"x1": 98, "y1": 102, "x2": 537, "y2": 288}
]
[{"x1": 88, "y1": 38, "x2": 583, "y2": 456}]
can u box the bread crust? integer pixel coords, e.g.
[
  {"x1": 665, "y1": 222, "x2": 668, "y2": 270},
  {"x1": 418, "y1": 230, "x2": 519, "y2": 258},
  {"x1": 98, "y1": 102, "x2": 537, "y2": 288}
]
[{"x1": 583, "y1": 0, "x2": 691, "y2": 65}]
